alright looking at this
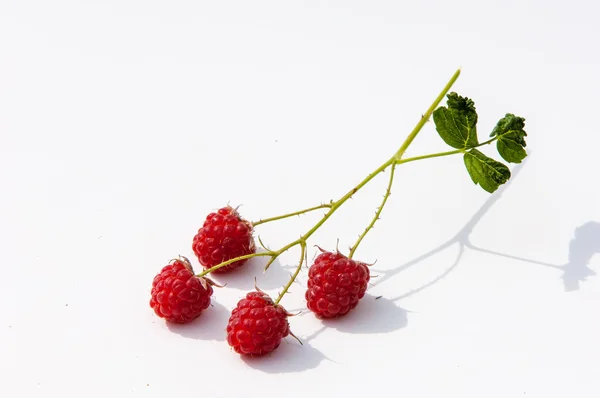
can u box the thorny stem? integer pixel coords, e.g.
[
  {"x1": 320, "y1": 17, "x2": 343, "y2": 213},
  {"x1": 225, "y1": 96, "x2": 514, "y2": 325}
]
[
  {"x1": 260, "y1": 155, "x2": 395, "y2": 271},
  {"x1": 196, "y1": 137, "x2": 507, "y2": 276},
  {"x1": 196, "y1": 252, "x2": 274, "y2": 277},
  {"x1": 274, "y1": 242, "x2": 306, "y2": 305},
  {"x1": 341, "y1": 139, "x2": 501, "y2": 259},
  {"x1": 395, "y1": 131, "x2": 512, "y2": 166},
  {"x1": 289, "y1": 158, "x2": 395, "y2": 247},
  {"x1": 394, "y1": 68, "x2": 461, "y2": 160},
  {"x1": 348, "y1": 162, "x2": 396, "y2": 258},
  {"x1": 477, "y1": 136, "x2": 501, "y2": 147},
  {"x1": 196, "y1": 69, "x2": 470, "y2": 304},
  {"x1": 251, "y1": 203, "x2": 333, "y2": 227},
  {"x1": 397, "y1": 148, "x2": 465, "y2": 164},
  {"x1": 342, "y1": 137, "x2": 506, "y2": 258}
]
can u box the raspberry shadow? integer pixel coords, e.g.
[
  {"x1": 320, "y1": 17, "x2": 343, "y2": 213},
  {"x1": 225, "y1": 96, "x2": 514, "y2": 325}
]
[
  {"x1": 240, "y1": 334, "x2": 327, "y2": 373},
  {"x1": 165, "y1": 299, "x2": 229, "y2": 341},
  {"x1": 319, "y1": 294, "x2": 408, "y2": 334}
]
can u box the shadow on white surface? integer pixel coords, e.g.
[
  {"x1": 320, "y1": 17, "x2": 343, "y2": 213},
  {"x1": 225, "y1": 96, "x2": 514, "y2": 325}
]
[
  {"x1": 371, "y1": 154, "x2": 599, "y2": 300},
  {"x1": 320, "y1": 294, "x2": 408, "y2": 334},
  {"x1": 165, "y1": 299, "x2": 229, "y2": 341},
  {"x1": 561, "y1": 221, "x2": 600, "y2": 291},
  {"x1": 470, "y1": 221, "x2": 600, "y2": 292},
  {"x1": 240, "y1": 335, "x2": 327, "y2": 373},
  {"x1": 205, "y1": 255, "x2": 294, "y2": 292},
  {"x1": 374, "y1": 157, "x2": 529, "y2": 301}
]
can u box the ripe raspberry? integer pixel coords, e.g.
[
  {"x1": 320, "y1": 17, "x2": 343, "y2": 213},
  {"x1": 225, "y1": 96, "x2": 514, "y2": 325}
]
[
  {"x1": 226, "y1": 291, "x2": 291, "y2": 356},
  {"x1": 192, "y1": 206, "x2": 256, "y2": 273},
  {"x1": 149, "y1": 257, "x2": 215, "y2": 324},
  {"x1": 305, "y1": 250, "x2": 370, "y2": 318}
]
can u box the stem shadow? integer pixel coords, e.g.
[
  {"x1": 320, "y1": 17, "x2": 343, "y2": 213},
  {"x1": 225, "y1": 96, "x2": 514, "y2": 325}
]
[
  {"x1": 374, "y1": 155, "x2": 529, "y2": 301},
  {"x1": 468, "y1": 221, "x2": 600, "y2": 292},
  {"x1": 371, "y1": 152, "x2": 598, "y2": 301}
]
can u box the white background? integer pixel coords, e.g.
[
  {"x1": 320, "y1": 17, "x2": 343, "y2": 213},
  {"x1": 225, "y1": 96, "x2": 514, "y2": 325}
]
[{"x1": 1, "y1": 1, "x2": 599, "y2": 397}]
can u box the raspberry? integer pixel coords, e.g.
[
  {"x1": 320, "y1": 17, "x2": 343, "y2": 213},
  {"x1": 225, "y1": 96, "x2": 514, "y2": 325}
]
[
  {"x1": 226, "y1": 291, "x2": 291, "y2": 356},
  {"x1": 192, "y1": 206, "x2": 256, "y2": 273},
  {"x1": 149, "y1": 257, "x2": 214, "y2": 324},
  {"x1": 305, "y1": 250, "x2": 370, "y2": 318}
]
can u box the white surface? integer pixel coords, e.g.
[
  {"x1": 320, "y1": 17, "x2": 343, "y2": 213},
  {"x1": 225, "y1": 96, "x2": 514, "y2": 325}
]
[{"x1": 1, "y1": 1, "x2": 599, "y2": 397}]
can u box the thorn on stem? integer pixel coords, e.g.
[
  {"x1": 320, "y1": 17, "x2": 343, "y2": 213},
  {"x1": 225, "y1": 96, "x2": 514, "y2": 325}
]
[
  {"x1": 314, "y1": 244, "x2": 326, "y2": 253},
  {"x1": 264, "y1": 255, "x2": 277, "y2": 272},
  {"x1": 177, "y1": 255, "x2": 191, "y2": 265},
  {"x1": 257, "y1": 235, "x2": 269, "y2": 251},
  {"x1": 202, "y1": 277, "x2": 225, "y2": 289},
  {"x1": 289, "y1": 330, "x2": 303, "y2": 346},
  {"x1": 254, "y1": 277, "x2": 267, "y2": 295}
]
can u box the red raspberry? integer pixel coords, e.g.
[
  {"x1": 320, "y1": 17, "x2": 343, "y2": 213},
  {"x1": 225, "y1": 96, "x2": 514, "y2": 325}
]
[
  {"x1": 226, "y1": 291, "x2": 291, "y2": 356},
  {"x1": 305, "y1": 250, "x2": 370, "y2": 318},
  {"x1": 149, "y1": 257, "x2": 214, "y2": 324},
  {"x1": 192, "y1": 206, "x2": 256, "y2": 273}
]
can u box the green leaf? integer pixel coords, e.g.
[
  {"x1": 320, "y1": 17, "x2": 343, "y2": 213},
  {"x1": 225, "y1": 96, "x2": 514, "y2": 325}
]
[
  {"x1": 463, "y1": 149, "x2": 511, "y2": 193},
  {"x1": 432, "y1": 92, "x2": 479, "y2": 149},
  {"x1": 490, "y1": 113, "x2": 528, "y2": 163}
]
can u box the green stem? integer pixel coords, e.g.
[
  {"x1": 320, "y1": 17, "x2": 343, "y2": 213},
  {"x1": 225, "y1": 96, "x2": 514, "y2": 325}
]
[
  {"x1": 397, "y1": 148, "x2": 465, "y2": 165},
  {"x1": 396, "y1": 134, "x2": 505, "y2": 166},
  {"x1": 477, "y1": 136, "x2": 498, "y2": 147},
  {"x1": 295, "y1": 158, "x2": 395, "y2": 245},
  {"x1": 394, "y1": 68, "x2": 461, "y2": 160},
  {"x1": 196, "y1": 252, "x2": 273, "y2": 277},
  {"x1": 194, "y1": 69, "x2": 463, "y2": 309},
  {"x1": 264, "y1": 156, "x2": 394, "y2": 271},
  {"x1": 251, "y1": 203, "x2": 332, "y2": 227},
  {"x1": 348, "y1": 133, "x2": 503, "y2": 259},
  {"x1": 198, "y1": 142, "x2": 477, "y2": 277},
  {"x1": 348, "y1": 162, "x2": 396, "y2": 259},
  {"x1": 274, "y1": 242, "x2": 306, "y2": 305}
]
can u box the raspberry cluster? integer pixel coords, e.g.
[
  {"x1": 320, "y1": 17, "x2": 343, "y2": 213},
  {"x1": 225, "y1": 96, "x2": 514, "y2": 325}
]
[
  {"x1": 147, "y1": 71, "x2": 524, "y2": 360},
  {"x1": 149, "y1": 206, "x2": 372, "y2": 357}
]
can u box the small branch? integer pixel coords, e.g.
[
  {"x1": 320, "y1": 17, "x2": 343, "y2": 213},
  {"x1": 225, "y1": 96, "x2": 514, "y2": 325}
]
[
  {"x1": 274, "y1": 242, "x2": 306, "y2": 305},
  {"x1": 397, "y1": 148, "x2": 464, "y2": 165},
  {"x1": 251, "y1": 203, "x2": 333, "y2": 227},
  {"x1": 196, "y1": 252, "x2": 273, "y2": 277},
  {"x1": 394, "y1": 68, "x2": 461, "y2": 160},
  {"x1": 191, "y1": 69, "x2": 466, "y2": 312},
  {"x1": 348, "y1": 162, "x2": 397, "y2": 258}
]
